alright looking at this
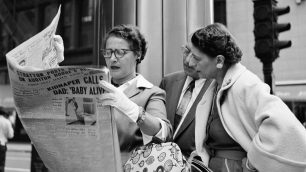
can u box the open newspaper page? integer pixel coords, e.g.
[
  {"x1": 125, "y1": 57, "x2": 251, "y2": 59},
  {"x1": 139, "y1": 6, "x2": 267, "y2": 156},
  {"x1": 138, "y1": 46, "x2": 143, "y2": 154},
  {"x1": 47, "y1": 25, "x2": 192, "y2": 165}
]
[
  {"x1": 5, "y1": 6, "x2": 122, "y2": 172},
  {"x1": 6, "y1": 5, "x2": 61, "y2": 69}
]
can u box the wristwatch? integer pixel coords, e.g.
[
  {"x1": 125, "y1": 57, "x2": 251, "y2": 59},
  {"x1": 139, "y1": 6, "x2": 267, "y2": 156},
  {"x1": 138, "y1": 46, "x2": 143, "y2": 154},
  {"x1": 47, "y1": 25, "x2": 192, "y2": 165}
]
[{"x1": 137, "y1": 106, "x2": 146, "y2": 125}]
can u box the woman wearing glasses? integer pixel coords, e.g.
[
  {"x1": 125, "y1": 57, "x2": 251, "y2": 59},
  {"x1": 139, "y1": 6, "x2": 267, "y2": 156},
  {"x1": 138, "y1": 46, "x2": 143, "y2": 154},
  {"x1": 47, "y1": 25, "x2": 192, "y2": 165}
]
[{"x1": 99, "y1": 25, "x2": 172, "y2": 163}]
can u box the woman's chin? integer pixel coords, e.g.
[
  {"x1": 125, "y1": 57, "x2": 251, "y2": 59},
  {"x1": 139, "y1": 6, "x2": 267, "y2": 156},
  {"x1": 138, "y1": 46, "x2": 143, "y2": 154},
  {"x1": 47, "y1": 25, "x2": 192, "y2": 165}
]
[{"x1": 110, "y1": 70, "x2": 121, "y2": 78}]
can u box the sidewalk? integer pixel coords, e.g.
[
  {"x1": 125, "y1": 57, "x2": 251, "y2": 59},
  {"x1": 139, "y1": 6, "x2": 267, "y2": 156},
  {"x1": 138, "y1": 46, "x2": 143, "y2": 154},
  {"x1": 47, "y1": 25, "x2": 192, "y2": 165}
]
[{"x1": 7, "y1": 142, "x2": 32, "y2": 153}]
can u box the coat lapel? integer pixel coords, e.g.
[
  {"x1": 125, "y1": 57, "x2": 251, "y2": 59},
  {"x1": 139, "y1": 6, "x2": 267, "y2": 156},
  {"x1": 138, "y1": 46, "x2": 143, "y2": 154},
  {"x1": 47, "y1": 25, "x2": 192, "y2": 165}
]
[
  {"x1": 174, "y1": 79, "x2": 213, "y2": 139},
  {"x1": 123, "y1": 79, "x2": 141, "y2": 98},
  {"x1": 167, "y1": 76, "x2": 186, "y2": 126},
  {"x1": 221, "y1": 63, "x2": 246, "y2": 90},
  {"x1": 215, "y1": 63, "x2": 247, "y2": 141},
  {"x1": 195, "y1": 80, "x2": 216, "y2": 165},
  {"x1": 123, "y1": 74, "x2": 153, "y2": 98}
]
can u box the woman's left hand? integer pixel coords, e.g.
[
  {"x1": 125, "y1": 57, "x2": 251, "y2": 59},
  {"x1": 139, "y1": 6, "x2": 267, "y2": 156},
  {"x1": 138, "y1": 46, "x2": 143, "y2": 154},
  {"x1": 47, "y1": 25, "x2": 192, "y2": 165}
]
[
  {"x1": 99, "y1": 80, "x2": 139, "y2": 122},
  {"x1": 53, "y1": 35, "x2": 64, "y2": 64}
]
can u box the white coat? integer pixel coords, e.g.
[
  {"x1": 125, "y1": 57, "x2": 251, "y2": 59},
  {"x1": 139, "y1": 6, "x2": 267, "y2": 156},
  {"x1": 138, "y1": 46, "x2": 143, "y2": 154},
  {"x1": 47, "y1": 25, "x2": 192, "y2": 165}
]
[{"x1": 195, "y1": 63, "x2": 306, "y2": 172}]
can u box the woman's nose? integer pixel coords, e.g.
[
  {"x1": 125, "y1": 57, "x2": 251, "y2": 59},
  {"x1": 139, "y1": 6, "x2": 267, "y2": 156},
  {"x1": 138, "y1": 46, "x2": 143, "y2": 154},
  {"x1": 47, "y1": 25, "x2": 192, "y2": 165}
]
[
  {"x1": 187, "y1": 54, "x2": 196, "y2": 67},
  {"x1": 109, "y1": 53, "x2": 117, "y2": 62}
]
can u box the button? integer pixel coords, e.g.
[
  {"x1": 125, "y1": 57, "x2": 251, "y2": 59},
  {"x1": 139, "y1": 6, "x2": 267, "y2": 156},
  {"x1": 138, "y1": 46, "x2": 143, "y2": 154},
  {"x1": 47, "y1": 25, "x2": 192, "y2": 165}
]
[{"x1": 224, "y1": 79, "x2": 231, "y2": 86}]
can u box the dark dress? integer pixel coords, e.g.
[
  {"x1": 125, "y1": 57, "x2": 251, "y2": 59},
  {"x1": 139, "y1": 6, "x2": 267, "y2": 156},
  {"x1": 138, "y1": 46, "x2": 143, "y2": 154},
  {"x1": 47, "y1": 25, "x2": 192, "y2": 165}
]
[{"x1": 204, "y1": 89, "x2": 246, "y2": 172}]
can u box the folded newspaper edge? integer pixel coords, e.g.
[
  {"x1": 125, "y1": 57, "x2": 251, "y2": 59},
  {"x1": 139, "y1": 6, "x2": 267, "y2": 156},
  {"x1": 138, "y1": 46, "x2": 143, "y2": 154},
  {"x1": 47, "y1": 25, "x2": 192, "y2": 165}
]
[{"x1": 5, "y1": 5, "x2": 122, "y2": 172}]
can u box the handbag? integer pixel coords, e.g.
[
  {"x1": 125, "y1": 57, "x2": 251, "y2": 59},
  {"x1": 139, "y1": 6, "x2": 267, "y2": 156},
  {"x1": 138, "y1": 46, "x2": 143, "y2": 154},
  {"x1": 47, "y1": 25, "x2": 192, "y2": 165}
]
[
  {"x1": 123, "y1": 142, "x2": 213, "y2": 172},
  {"x1": 123, "y1": 142, "x2": 190, "y2": 172}
]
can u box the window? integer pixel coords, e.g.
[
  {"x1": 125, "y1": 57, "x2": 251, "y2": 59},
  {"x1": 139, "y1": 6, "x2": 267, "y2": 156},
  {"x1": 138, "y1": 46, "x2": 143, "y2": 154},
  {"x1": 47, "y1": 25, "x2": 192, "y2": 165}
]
[
  {"x1": 80, "y1": 0, "x2": 94, "y2": 48},
  {"x1": 62, "y1": 1, "x2": 72, "y2": 48},
  {"x1": 43, "y1": 4, "x2": 59, "y2": 27},
  {"x1": 17, "y1": 8, "x2": 37, "y2": 40},
  {"x1": 59, "y1": 0, "x2": 94, "y2": 49},
  {"x1": 214, "y1": 0, "x2": 227, "y2": 25}
]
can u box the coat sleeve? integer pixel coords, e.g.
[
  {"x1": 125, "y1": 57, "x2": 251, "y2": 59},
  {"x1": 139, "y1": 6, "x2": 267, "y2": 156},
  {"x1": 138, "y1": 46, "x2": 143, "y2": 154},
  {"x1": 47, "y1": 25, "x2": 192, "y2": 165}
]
[
  {"x1": 159, "y1": 77, "x2": 166, "y2": 90},
  {"x1": 144, "y1": 87, "x2": 173, "y2": 142},
  {"x1": 239, "y1": 77, "x2": 306, "y2": 172}
]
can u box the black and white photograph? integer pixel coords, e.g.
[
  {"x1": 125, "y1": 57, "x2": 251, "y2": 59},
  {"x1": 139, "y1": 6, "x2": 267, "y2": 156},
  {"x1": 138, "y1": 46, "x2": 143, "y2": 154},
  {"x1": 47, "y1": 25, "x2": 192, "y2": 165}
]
[
  {"x1": 0, "y1": 0, "x2": 306, "y2": 172},
  {"x1": 65, "y1": 97, "x2": 96, "y2": 126}
]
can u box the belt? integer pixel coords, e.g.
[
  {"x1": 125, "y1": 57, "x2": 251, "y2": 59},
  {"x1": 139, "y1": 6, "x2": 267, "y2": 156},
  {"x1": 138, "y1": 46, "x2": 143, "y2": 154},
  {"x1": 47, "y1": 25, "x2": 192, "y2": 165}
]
[{"x1": 214, "y1": 150, "x2": 246, "y2": 160}]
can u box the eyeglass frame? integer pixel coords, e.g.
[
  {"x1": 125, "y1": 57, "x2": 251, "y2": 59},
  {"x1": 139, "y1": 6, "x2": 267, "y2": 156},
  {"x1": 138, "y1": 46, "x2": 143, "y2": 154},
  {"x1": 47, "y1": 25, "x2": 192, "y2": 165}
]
[
  {"x1": 180, "y1": 45, "x2": 202, "y2": 62},
  {"x1": 100, "y1": 49, "x2": 136, "y2": 59}
]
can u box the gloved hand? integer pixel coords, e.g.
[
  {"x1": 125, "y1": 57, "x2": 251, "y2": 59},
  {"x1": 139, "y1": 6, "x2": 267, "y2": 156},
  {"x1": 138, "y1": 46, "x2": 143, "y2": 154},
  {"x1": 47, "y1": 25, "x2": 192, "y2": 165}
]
[
  {"x1": 19, "y1": 35, "x2": 64, "y2": 71},
  {"x1": 99, "y1": 80, "x2": 139, "y2": 123},
  {"x1": 53, "y1": 35, "x2": 64, "y2": 65}
]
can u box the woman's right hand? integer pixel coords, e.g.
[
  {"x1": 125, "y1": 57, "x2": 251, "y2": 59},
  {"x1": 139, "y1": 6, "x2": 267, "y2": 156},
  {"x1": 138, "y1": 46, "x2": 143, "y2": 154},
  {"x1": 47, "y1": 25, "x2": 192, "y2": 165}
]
[{"x1": 99, "y1": 80, "x2": 140, "y2": 123}]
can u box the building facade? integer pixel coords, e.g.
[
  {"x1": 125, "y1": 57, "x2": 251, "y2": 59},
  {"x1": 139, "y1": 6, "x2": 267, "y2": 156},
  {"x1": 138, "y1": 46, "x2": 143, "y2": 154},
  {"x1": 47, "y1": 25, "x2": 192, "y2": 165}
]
[
  {"x1": 0, "y1": 0, "x2": 304, "y2": 138},
  {"x1": 226, "y1": 0, "x2": 306, "y2": 125}
]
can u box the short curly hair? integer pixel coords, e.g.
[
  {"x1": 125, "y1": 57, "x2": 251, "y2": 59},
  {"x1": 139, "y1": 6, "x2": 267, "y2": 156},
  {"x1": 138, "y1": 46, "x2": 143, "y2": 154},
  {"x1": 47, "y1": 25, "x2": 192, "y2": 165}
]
[
  {"x1": 191, "y1": 23, "x2": 242, "y2": 65},
  {"x1": 103, "y1": 24, "x2": 148, "y2": 64}
]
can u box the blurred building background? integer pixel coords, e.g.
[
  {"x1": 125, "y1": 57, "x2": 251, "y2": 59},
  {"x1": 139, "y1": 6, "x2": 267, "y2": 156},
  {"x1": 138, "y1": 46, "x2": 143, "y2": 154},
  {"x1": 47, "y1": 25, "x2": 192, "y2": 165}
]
[
  {"x1": 227, "y1": 0, "x2": 306, "y2": 126},
  {"x1": 0, "y1": 0, "x2": 305, "y2": 144}
]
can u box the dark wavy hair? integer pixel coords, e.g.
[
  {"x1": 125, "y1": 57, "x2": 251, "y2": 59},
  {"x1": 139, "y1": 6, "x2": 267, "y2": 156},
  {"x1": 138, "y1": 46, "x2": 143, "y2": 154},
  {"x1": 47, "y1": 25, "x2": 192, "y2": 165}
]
[
  {"x1": 103, "y1": 24, "x2": 148, "y2": 64},
  {"x1": 191, "y1": 23, "x2": 242, "y2": 65}
]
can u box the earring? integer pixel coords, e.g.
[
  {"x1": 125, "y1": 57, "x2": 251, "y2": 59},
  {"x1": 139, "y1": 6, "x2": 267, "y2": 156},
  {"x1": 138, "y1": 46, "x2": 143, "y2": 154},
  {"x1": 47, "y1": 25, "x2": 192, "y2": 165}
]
[{"x1": 216, "y1": 64, "x2": 223, "y2": 69}]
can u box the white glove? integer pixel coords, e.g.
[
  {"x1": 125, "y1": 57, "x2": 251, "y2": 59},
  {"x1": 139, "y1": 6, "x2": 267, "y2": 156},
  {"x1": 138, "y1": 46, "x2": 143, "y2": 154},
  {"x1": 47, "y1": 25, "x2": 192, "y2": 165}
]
[
  {"x1": 99, "y1": 80, "x2": 139, "y2": 123},
  {"x1": 16, "y1": 35, "x2": 64, "y2": 71},
  {"x1": 53, "y1": 35, "x2": 64, "y2": 65}
]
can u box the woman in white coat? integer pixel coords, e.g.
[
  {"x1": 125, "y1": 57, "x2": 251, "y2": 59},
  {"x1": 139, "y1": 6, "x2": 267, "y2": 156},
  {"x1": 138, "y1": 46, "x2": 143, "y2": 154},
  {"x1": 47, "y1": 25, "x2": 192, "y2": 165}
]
[{"x1": 186, "y1": 23, "x2": 306, "y2": 172}]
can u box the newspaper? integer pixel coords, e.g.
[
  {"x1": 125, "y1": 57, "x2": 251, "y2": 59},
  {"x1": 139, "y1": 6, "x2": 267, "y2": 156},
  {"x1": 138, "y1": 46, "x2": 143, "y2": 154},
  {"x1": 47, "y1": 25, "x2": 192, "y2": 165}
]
[{"x1": 6, "y1": 6, "x2": 122, "y2": 172}]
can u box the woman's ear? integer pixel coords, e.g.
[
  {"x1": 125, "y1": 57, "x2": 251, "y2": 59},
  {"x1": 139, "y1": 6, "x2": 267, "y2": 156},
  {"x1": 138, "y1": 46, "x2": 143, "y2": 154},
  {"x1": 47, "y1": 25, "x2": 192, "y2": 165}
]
[
  {"x1": 216, "y1": 55, "x2": 225, "y2": 69},
  {"x1": 135, "y1": 52, "x2": 142, "y2": 63}
]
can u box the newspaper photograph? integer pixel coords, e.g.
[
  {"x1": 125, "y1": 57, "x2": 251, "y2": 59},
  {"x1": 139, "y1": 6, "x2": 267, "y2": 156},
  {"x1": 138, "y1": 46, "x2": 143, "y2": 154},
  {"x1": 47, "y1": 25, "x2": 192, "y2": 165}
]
[{"x1": 5, "y1": 5, "x2": 122, "y2": 172}]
